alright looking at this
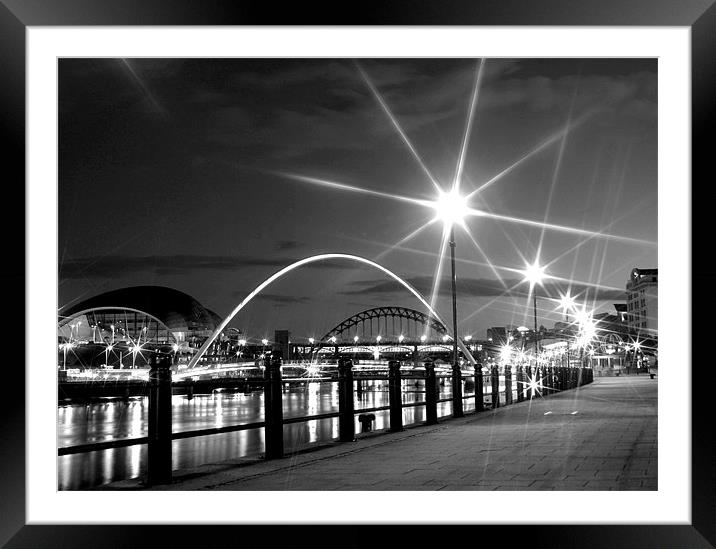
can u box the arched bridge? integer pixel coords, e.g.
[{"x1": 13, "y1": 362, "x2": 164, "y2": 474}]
[{"x1": 321, "y1": 306, "x2": 448, "y2": 342}]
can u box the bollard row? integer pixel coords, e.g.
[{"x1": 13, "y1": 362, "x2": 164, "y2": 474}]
[{"x1": 143, "y1": 354, "x2": 594, "y2": 486}]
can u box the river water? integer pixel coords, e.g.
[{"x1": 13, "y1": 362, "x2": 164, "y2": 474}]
[{"x1": 58, "y1": 379, "x2": 483, "y2": 490}]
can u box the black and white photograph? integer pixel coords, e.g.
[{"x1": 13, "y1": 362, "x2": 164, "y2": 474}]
[{"x1": 56, "y1": 56, "x2": 660, "y2": 493}]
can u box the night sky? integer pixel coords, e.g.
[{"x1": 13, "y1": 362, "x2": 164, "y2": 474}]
[{"x1": 58, "y1": 58, "x2": 657, "y2": 342}]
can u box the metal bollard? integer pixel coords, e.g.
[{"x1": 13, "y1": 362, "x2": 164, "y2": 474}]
[
  {"x1": 452, "y1": 362, "x2": 464, "y2": 418},
  {"x1": 504, "y1": 366, "x2": 512, "y2": 405},
  {"x1": 491, "y1": 366, "x2": 499, "y2": 408},
  {"x1": 358, "y1": 413, "x2": 375, "y2": 433},
  {"x1": 424, "y1": 360, "x2": 438, "y2": 425},
  {"x1": 475, "y1": 364, "x2": 485, "y2": 411},
  {"x1": 516, "y1": 366, "x2": 524, "y2": 403},
  {"x1": 388, "y1": 360, "x2": 403, "y2": 432},
  {"x1": 147, "y1": 353, "x2": 173, "y2": 486},
  {"x1": 338, "y1": 358, "x2": 355, "y2": 442},
  {"x1": 263, "y1": 356, "x2": 284, "y2": 459}
]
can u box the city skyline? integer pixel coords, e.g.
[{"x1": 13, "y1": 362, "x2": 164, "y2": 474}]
[{"x1": 59, "y1": 57, "x2": 657, "y2": 340}]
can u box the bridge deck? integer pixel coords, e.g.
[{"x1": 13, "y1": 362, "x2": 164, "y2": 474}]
[{"x1": 111, "y1": 375, "x2": 657, "y2": 491}]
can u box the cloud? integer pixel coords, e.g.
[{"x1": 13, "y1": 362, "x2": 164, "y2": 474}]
[
  {"x1": 59, "y1": 253, "x2": 352, "y2": 279},
  {"x1": 237, "y1": 292, "x2": 311, "y2": 306},
  {"x1": 274, "y1": 240, "x2": 304, "y2": 251},
  {"x1": 342, "y1": 275, "x2": 626, "y2": 302}
]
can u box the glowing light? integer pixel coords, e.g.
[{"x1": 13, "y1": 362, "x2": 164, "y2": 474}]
[
  {"x1": 521, "y1": 260, "x2": 547, "y2": 288},
  {"x1": 261, "y1": 339, "x2": 269, "y2": 346},
  {"x1": 433, "y1": 189, "x2": 470, "y2": 228},
  {"x1": 442, "y1": 335, "x2": 450, "y2": 342},
  {"x1": 464, "y1": 335, "x2": 472, "y2": 341},
  {"x1": 308, "y1": 337, "x2": 315, "y2": 345},
  {"x1": 329, "y1": 336, "x2": 337, "y2": 344},
  {"x1": 238, "y1": 339, "x2": 247, "y2": 346},
  {"x1": 398, "y1": 334, "x2": 404, "y2": 343},
  {"x1": 420, "y1": 335, "x2": 427, "y2": 343},
  {"x1": 556, "y1": 292, "x2": 577, "y2": 314},
  {"x1": 172, "y1": 344, "x2": 179, "y2": 353},
  {"x1": 499, "y1": 344, "x2": 513, "y2": 364},
  {"x1": 523, "y1": 373, "x2": 547, "y2": 399},
  {"x1": 353, "y1": 335, "x2": 359, "y2": 343},
  {"x1": 376, "y1": 335, "x2": 382, "y2": 343}
]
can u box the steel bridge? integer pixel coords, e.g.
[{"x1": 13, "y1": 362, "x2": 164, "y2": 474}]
[{"x1": 321, "y1": 306, "x2": 448, "y2": 342}]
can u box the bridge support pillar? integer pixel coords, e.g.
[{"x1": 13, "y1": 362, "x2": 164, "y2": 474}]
[
  {"x1": 452, "y1": 363, "x2": 464, "y2": 418},
  {"x1": 338, "y1": 358, "x2": 355, "y2": 442},
  {"x1": 424, "y1": 360, "x2": 438, "y2": 425},
  {"x1": 388, "y1": 360, "x2": 403, "y2": 431},
  {"x1": 263, "y1": 356, "x2": 284, "y2": 459},
  {"x1": 147, "y1": 353, "x2": 173, "y2": 486},
  {"x1": 475, "y1": 364, "x2": 485, "y2": 411}
]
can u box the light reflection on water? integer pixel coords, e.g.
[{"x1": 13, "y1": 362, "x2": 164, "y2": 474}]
[{"x1": 58, "y1": 379, "x2": 483, "y2": 490}]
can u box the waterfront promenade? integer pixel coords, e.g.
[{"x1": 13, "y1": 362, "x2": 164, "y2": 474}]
[{"x1": 113, "y1": 375, "x2": 657, "y2": 491}]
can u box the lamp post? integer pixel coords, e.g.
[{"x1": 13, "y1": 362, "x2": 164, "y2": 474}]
[
  {"x1": 449, "y1": 225, "x2": 461, "y2": 388},
  {"x1": 521, "y1": 261, "x2": 547, "y2": 359},
  {"x1": 432, "y1": 188, "x2": 470, "y2": 417},
  {"x1": 557, "y1": 292, "x2": 575, "y2": 369}
]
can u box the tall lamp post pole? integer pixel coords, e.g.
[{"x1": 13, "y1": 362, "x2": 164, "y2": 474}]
[
  {"x1": 522, "y1": 260, "x2": 547, "y2": 364},
  {"x1": 450, "y1": 226, "x2": 459, "y2": 373},
  {"x1": 449, "y1": 225, "x2": 463, "y2": 417},
  {"x1": 533, "y1": 290, "x2": 539, "y2": 355}
]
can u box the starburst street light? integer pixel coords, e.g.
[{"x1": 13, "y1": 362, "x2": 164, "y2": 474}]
[
  {"x1": 521, "y1": 260, "x2": 548, "y2": 356},
  {"x1": 556, "y1": 291, "x2": 577, "y2": 320},
  {"x1": 433, "y1": 188, "x2": 470, "y2": 394},
  {"x1": 433, "y1": 189, "x2": 470, "y2": 229}
]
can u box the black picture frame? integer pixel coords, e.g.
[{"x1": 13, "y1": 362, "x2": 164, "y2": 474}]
[{"x1": 3, "y1": 1, "x2": 710, "y2": 547}]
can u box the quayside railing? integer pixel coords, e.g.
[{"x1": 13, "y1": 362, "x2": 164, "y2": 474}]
[{"x1": 57, "y1": 354, "x2": 593, "y2": 486}]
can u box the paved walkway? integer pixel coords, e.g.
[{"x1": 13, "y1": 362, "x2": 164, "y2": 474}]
[{"x1": 116, "y1": 375, "x2": 658, "y2": 491}]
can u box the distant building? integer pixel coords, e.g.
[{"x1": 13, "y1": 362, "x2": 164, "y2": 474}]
[
  {"x1": 274, "y1": 330, "x2": 291, "y2": 360},
  {"x1": 626, "y1": 268, "x2": 658, "y2": 335}
]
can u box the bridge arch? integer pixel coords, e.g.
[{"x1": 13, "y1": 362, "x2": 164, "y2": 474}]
[
  {"x1": 321, "y1": 306, "x2": 448, "y2": 342},
  {"x1": 187, "y1": 253, "x2": 476, "y2": 368}
]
